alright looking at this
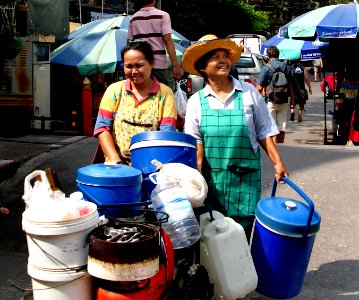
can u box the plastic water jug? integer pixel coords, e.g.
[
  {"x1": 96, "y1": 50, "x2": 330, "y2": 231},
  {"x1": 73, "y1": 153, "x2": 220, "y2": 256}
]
[
  {"x1": 199, "y1": 210, "x2": 224, "y2": 233},
  {"x1": 151, "y1": 181, "x2": 200, "y2": 249},
  {"x1": 200, "y1": 217, "x2": 258, "y2": 299}
]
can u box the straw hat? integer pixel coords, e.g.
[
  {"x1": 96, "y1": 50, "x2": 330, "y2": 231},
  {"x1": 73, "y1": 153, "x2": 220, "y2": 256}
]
[{"x1": 182, "y1": 34, "x2": 243, "y2": 77}]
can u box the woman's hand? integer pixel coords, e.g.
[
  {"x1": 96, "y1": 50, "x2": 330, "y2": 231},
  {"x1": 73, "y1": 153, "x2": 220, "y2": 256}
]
[
  {"x1": 274, "y1": 161, "x2": 289, "y2": 183},
  {"x1": 98, "y1": 131, "x2": 121, "y2": 162}
]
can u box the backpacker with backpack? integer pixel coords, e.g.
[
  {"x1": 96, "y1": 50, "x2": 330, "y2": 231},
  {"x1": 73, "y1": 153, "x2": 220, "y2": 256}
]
[{"x1": 266, "y1": 62, "x2": 289, "y2": 104}]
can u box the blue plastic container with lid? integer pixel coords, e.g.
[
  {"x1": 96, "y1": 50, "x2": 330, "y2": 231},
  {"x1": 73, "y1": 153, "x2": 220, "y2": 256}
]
[
  {"x1": 76, "y1": 163, "x2": 143, "y2": 218},
  {"x1": 129, "y1": 131, "x2": 197, "y2": 177},
  {"x1": 251, "y1": 177, "x2": 321, "y2": 299}
]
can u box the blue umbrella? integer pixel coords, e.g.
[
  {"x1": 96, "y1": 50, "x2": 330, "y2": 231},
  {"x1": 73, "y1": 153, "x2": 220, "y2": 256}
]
[
  {"x1": 64, "y1": 15, "x2": 191, "y2": 48},
  {"x1": 260, "y1": 35, "x2": 329, "y2": 61},
  {"x1": 279, "y1": 3, "x2": 359, "y2": 39},
  {"x1": 51, "y1": 28, "x2": 127, "y2": 76}
]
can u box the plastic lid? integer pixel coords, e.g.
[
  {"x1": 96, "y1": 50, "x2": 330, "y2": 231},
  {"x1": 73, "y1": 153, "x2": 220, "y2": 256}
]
[
  {"x1": 255, "y1": 196, "x2": 321, "y2": 236},
  {"x1": 130, "y1": 131, "x2": 196, "y2": 146},
  {"x1": 215, "y1": 219, "x2": 229, "y2": 233},
  {"x1": 76, "y1": 163, "x2": 142, "y2": 186}
]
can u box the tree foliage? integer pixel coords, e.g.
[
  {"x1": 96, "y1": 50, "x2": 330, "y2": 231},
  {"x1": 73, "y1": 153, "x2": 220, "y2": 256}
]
[
  {"x1": 161, "y1": 0, "x2": 353, "y2": 40},
  {"x1": 162, "y1": 0, "x2": 272, "y2": 41}
]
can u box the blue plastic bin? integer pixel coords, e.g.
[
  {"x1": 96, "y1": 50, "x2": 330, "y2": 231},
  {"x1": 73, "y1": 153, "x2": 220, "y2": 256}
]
[{"x1": 130, "y1": 131, "x2": 197, "y2": 176}]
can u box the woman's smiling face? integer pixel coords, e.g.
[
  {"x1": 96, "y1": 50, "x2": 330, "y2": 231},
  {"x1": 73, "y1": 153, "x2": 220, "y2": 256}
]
[
  {"x1": 201, "y1": 49, "x2": 231, "y2": 77},
  {"x1": 123, "y1": 49, "x2": 154, "y2": 85}
]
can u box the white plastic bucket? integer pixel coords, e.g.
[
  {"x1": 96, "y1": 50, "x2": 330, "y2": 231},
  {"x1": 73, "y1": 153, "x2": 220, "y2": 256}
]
[
  {"x1": 28, "y1": 264, "x2": 92, "y2": 300},
  {"x1": 22, "y1": 205, "x2": 99, "y2": 270},
  {"x1": 200, "y1": 217, "x2": 258, "y2": 300}
]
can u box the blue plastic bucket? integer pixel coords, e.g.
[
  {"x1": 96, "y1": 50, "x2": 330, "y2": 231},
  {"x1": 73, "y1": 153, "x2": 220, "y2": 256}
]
[
  {"x1": 251, "y1": 177, "x2": 321, "y2": 299},
  {"x1": 130, "y1": 131, "x2": 197, "y2": 176},
  {"x1": 76, "y1": 163, "x2": 143, "y2": 218}
]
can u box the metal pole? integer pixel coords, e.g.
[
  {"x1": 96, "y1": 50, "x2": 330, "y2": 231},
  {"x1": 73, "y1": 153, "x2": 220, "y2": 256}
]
[
  {"x1": 324, "y1": 87, "x2": 327, "y2": 144},
  {"x1": 79, "y1": 0, "x2": 82, "y2": 25},
  {"x1": 126, "y1": 0, "x2": 128, "y2": 15},
  {"x1": 101, "y1": 0, "x2": 104, "y2": 19}
]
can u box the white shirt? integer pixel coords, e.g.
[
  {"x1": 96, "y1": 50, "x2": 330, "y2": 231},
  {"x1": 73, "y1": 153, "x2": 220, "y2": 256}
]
[{"x1": 184, "y1": 77, "x2": 278, "y2": 152}]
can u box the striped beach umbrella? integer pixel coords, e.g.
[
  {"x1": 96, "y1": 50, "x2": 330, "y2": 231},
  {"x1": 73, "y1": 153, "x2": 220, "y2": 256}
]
[
  {"x1": 63, "y1": 15, "x2": 191, "y2": 48},
  {"x1": 51, "y1": 28, "x2": 186, "y2": 76},
  {"x1": 51, "y1": 28, "x2": 127, "y2": 76}
]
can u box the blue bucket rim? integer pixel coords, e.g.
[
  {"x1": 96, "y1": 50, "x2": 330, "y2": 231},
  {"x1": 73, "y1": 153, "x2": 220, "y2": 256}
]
[
  {"x1": 130, "y1": 131, "x2": 196, "y2": 146},
  {"x1": 76, "y1": 163, "x2": 142, "y2": 186}
]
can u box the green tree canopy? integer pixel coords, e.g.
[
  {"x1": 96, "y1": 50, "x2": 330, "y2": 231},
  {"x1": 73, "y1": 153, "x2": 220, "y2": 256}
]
[{"x1": 162, "y1": 0, "x2": 272, "y2": 41}]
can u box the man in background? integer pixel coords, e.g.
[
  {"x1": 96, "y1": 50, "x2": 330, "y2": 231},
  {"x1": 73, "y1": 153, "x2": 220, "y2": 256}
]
[
  {"x1": 128, "y1": 0, "x2": 182, "y2": 91},
  {"x1": 257, "y1": 46, "x2": 294, "y2": 143}
]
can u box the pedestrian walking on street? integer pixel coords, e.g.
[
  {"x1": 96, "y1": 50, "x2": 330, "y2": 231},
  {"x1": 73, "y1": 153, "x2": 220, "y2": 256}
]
[
  {"x1": 93, "y1": 40, "x2": 177, "y2": 164},
  {"x1": 182, "y1": 35, "x2": 289, "y2": 240},
  {"x1": 290, "y1": 60, "x2": 312, "y2": 122},
  {"x1": 257, "y1": 46, "x2": 295, "y2": 143},
  {"x1": 312, "y1": 58, "x2": 323, "y2": 82},
  {"x1": 128, "y1": 0, "x2": 182, "y2": 91}
]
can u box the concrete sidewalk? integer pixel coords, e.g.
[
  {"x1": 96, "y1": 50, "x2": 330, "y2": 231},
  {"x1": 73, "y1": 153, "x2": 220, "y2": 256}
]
[{"x1": 1, "y1": 82, "x2": 359, "y2": 299}]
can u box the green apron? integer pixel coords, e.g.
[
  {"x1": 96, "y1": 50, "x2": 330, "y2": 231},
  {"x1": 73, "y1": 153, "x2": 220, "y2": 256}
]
[{"x1": 199, "y1": 89, "x2": 261, "y2": 227}]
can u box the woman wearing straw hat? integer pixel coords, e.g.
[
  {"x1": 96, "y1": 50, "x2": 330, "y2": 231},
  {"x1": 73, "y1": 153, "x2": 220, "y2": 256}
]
[{"x1": 183, "y1": 35, "x2": 289, "y2": 239}]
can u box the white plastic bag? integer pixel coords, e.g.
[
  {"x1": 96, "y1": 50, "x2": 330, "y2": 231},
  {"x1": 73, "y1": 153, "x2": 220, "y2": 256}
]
[
  {"x1": 150, "y1": 160, "x2": 208, "y2": 208},
  {"x1": 22, "y1": 170, "x2": 95, "y2": 222},
  {"x1": 174, "y1": 82, "x2": 187, "y2": 118}
]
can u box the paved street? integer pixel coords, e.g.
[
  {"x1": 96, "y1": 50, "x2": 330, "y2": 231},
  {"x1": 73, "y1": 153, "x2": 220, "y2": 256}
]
[{"x1": 0, "y1": 81, "x2": 359, "y2": 299}]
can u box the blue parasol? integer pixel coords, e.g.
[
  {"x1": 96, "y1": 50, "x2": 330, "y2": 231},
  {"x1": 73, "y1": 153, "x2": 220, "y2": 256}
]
[
  {"x1": 279, "y1": 3, "x2": 359, "y2": 40},
  {"x1": 260, "y1": 35, "x2": 329, "y2": 61}
]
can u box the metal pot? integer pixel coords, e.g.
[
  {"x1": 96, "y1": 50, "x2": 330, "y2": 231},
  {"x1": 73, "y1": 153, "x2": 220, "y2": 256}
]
[{"x1": 88, "y1": 221, "x2": 160, "y2": 281}]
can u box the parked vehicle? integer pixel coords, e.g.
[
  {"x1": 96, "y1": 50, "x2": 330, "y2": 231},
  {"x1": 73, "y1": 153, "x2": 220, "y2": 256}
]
[
  {"x1": 235, "y1": 53, "x2": 267, "y2": 87},
  {"x1": 320, "y1": 72, "x2": 338, "y2": 98},
  {"x1": 180, "y1": 74, "x2": 204, "y2": 98},
  {"x1": 227, "y1": 33, "x2": 267, "y2": 55}
]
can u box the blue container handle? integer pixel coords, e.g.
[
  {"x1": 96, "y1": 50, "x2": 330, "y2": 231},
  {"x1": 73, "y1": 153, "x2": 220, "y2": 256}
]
[
  {"x1": 271, "y1": 176, "x2": 315, "y2": 239},
  {"x1": 165, "y1": 147, "x2": 191, "y2": 164},
  {"x1": 77, "y1": 184, "x2": 150, "y2": 208}
]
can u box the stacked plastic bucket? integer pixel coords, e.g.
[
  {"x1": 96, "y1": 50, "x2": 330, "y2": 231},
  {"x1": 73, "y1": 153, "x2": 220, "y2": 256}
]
[{"x1": 22, "y1": 171, "x2": 99, "y2": 300}]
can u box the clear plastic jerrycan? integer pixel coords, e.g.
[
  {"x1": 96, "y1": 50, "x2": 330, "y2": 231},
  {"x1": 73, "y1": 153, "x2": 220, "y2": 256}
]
[{"x1": 200, "y1": 217, "x2": 258, "y2": 300}]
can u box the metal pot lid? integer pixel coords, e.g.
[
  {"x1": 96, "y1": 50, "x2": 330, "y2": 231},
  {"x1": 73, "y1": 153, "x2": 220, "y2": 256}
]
[
  {"x1": 255, "y1": 196, "x2": 321, "y2": 236},
  {"x1": 76, "y1": 163, "x2": 142, "y2": 186},
  {"x1": 130, "y1": 131, "x2": 196, "y2": 146}
]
